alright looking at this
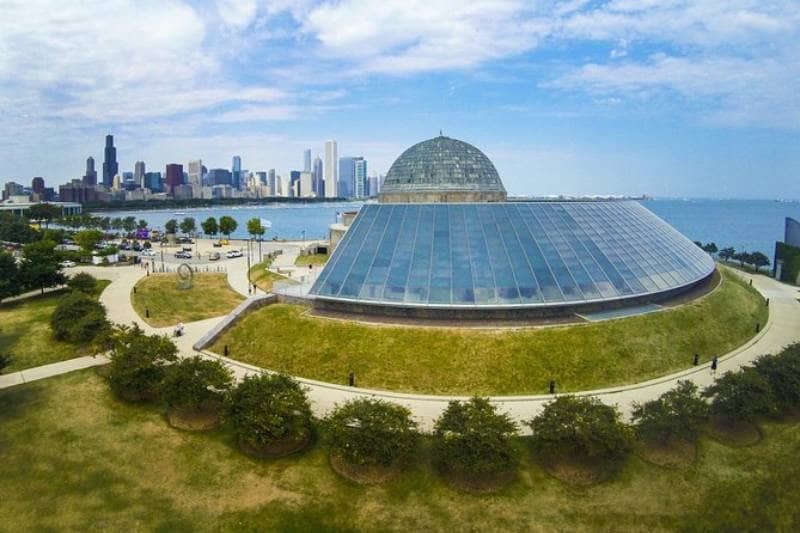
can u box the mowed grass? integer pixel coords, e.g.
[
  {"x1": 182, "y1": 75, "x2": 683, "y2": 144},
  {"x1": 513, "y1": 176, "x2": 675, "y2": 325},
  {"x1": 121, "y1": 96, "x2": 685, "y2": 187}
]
[
  {"x1": 0, "y1": 281, "x2": 111, "y2": 373},
  {"x1": 132, "y1": 273, "x2": 244, "y2": 327},
  {"x1": 0, "y1": 371, "x2": 798, "y2": 531},
  {"x1": 249, "y1": 260, "x2": 295, "y2": 293},
  {"x1": 295, "y1": 253, "x2": 329, "y2": 266},
  {"x1": 211, "y1": 268, "x2": 768, "y2": 395}
]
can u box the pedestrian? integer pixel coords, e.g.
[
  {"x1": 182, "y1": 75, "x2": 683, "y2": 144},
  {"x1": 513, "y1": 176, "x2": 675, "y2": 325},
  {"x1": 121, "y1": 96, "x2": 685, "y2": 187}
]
[
  {"x1": 710, "y1": 356, "x2": 718, "y2": 376},
  {"x1": 693, "y1": 353, "x2": 699, "y2": 365}
]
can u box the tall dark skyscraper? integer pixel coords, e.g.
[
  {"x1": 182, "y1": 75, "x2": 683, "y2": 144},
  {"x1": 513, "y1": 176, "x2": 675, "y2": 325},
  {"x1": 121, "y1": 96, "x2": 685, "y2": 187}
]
[
  {"x1": 102, "y1": 135, "x2": 118, "y2": 188},
  {"x1": 83, "y1": 156, "x2": 97, "y2": 187},
  {"x1": 165, "y1": 163, "x2": 184, "y2": 194},
  {"x1": 31, "y1": 176, "x2": 45, "y2": 194},
  {"x1": 232, "y1": 156, "x2": 242, "y2": 190}
]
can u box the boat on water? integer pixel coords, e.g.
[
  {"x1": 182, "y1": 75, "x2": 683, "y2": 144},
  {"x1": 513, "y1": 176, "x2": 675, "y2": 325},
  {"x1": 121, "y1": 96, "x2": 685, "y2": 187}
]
[{"x1": 173, "y1": 212, "x2": 187, "y2": 216}]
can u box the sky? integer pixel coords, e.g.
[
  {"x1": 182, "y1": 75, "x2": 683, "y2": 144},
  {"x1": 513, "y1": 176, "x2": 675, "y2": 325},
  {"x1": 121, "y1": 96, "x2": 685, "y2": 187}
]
[{"x1": 0, "y1": 0, "x2": 798, "y2": 199}]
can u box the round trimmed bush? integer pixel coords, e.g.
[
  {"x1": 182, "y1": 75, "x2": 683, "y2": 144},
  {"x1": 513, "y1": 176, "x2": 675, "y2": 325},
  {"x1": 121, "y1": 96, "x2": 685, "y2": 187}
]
[
  {"x1": 753, "y1": 344, "x2": 800, "y2": 415},
  {"x1": 326, "y1": 398, "x2": 418, "y2": 468},
  {"x1": 702, "y1": 367, "x2": 777, "y2": 425},
  {"x1": 162, "y1": 356, "x2": 233, "y2": 412},
  {"x1": 227, "y1": 373, "x2": 313, "y2": 457},
  {"x1": 107, "y1": 325, "x2": 178, "y2": 401},
  {"x1": 51, "y1": 290, "x2": 108, "y2": 343},
  {"x1": 67, "y1": 272, "x2": 98, "y2": 294},
  {"x1": 632, "y1": 380, "x2": 709, "y2": 445}
]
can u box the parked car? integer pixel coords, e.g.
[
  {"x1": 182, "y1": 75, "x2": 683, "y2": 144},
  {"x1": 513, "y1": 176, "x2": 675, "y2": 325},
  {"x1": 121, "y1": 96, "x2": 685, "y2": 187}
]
[
  {"x1": 174, "y1": 251, "x2": 192, "y2": 259},
  {"x1": 141, "y1": 249, "x2": 157, "y2": 257},
  {"x1": 182, "y1": 246, "x2": 193, "y2": 252},
  {"x1": 208, "y1": 252, "x2": 221, "y2": 261},
  {"x1": 212, "y1": 241, "x2": 223, "y2": 248},
  {"x1": 220, "y1": 239, "x2": 230, "y2": 245},
  {"x1": 226, "y1": 250, "x2": 243, "y2": 259},
  {"x1": 59, "y1": 260, "x2": 76, "y2": 268},
  {"x1": 132, "y1": 242, "x2": 142, "y2": 252}
]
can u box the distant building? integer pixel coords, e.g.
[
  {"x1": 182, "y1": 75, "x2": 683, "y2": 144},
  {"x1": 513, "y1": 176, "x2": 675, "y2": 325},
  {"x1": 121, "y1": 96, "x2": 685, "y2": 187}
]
[
  {"x1": 102, "y1": 135, "x2": 118, "y2": 188},
  {"x1": 58, "y1": 179, "x2": 97, "y2": 204},
  {"x1": 165, "y1": 163, "x2": 184, "y2": 194},
  {"x1": 289, "y1": 170, "x2": 301, "y2": 198},
  {"x1": 112, "y1": 174, "x2": 123, "y2": 191},
  {"x1": 134, "y1": 161, "x2": 146, "y2": 188},
  {"x1": 774, "y1": 217, "x2": 800, "y2": 284},
  {"x1": 299, "y1": 171, "x2": 314, "y2": 197},
  {"x1": 312, "y1": 155, "x2": 323, "y2": 196},
  {"x1": 354, "y1": 157, "x2": 367, "y2": 199},
  {"x1": 338, "y1": 157, "x2": 356, "y2": 199},
  {"x1": 208, "y1": 168, "x2": 232, "y2": 186},
  {"x1": 172, "y1": 184, "x2": 194, "y2": 200},
  {"x1": 3, "y1": 181, "x2": 24, "y2": 200},
  {"x1": 324, "y1": 140, "x2": 338, "y2": 198},
  {"x1": 367, "y1": 175, "x2": 380, "y2": 197},
  {"x1": 145, "y1": 172, "x2": 163, "y2": 193},
  {"x1": 31, "y1": 177, "x2": 45, "y2": 195},
  {"x1": 187, "y1": 159, "x2": 203, "y2": 198},
  {"x1": 83, "y1": 156, "x2": 97, "y2": 187},
  {"x1": 232, "y1": 156, "x2": 242, "y2": 190},
  {"x1": 304, "y1": 149, "x2": 312, "y2": 172},
  {"x1": 268, "y1": 169, "x2": 277, "y2": 196}
]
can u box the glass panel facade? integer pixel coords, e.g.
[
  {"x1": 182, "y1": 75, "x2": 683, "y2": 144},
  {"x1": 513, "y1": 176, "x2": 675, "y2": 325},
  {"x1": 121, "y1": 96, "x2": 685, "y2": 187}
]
[{"x1": 310, "y1": 201, "x2": 715, "y2": 307}]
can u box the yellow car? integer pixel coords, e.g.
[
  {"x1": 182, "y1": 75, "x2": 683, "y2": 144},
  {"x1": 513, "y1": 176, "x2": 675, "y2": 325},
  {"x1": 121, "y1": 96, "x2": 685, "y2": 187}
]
[{"x1": 220, "y1": 239, "x2": 230, "y2": 245}]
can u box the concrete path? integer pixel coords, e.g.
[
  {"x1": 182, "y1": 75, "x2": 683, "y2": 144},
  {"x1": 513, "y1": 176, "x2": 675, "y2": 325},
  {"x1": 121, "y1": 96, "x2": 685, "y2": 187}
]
[{"x1": 0, "y1": 355, "x2": 108, "y2": 390}]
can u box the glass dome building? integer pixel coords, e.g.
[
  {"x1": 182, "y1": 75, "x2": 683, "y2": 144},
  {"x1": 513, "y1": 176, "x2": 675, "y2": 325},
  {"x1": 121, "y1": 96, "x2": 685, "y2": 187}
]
[{"x1": 310, "y1": 136, "x2": 715, "y2": 319}]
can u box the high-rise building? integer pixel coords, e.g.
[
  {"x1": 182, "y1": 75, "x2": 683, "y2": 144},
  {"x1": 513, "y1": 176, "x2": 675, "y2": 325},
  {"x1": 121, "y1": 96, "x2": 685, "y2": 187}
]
[
  {"x1": 83, "y1": 156, "x2": 97, "y2": 187},
  {"x1": 31, "y1": 177, "x2": 45, "y2": 194},
  {"x1": 145, "y1": 172, "x2": 162, "y2": 192},
  {"x1": 324, "y1": 140, "x2": 338, "y2": 197},
  {"x1": 354, "y1": 157, "x2": 367, "y2": 199},
  {"x1": 208, "y1": 168, "x2": 232, "y2": 186},
  {"x1": 232, "y1": 156, "x2": 242, "y2": 190},
  {"x1": 304, "y1": 149, "x2": 312, "y2": 172},
  {"x1": 187, "y1": 159, "x2": 203, "y2": 197},
  {"x1": 102, "y1": 135, "x2": 118, "y2": 188},
  {"x1": 112, "y1": 174, "x2": 122, "y2": 191},
  {"x1": 255, "y1": 171, "x2": 267, "y2": 186},
  {"x1": 134, "y1": 161, "x2": 146, "y2": 188},
  {"x1": 289, "y1": 170, "x2": 301, "y2": 198},
  {"x1": 338, "y1": 156, "x2": 356, "y2": 199},
  {"x1": 312, "y1": 155, "x2": 323, "y2": 195},
  {"x1": 2, "y1": 181, "x2": 24, "y2": 200},
  {"x1": 268, "y1": 169, "x2": 276, "y2": 196},
  {"x1": 299, "y1": 171, "x2": 314, "y2": 198},
  {"x1": 367, "y1": 175, "x2": 380, "y2": 197},
  {"x1": 165, "y1": 163, "x2": 184, "y2": 194}
]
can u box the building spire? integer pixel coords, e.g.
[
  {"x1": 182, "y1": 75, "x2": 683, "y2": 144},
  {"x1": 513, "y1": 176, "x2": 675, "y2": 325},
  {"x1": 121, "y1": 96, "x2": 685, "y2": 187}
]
[{"x1": 439, "y1": 129, "x2": 443, "y2": 137}]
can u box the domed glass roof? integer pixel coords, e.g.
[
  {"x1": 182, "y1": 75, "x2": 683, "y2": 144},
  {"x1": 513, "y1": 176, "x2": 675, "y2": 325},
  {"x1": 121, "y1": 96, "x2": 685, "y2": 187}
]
[{"x1": 380, "y1": 135, "x2": 506, "y2": 200}]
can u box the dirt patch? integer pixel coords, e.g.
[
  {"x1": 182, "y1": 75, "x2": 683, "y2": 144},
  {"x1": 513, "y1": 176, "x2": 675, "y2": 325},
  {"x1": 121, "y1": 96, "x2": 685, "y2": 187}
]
[
  {"x1": 239, "y1": 434, "x2": 310, "y2": 459},
  {"x1": 167, "y1": 407, "x2": 222, "y2": 431},
  {"x1": 540, "y1": 455, "x2": 616, "y2": 486},
  {"x1": 708, "y1": 416, "x2": 762, "y2": 447},
  {"x1": 328, "y1": 453, "x2": 403, "y2": 485},
  {"x1": 439, "y1": 466, "x2": 517, "y2": 494},
  {"x1": 637, "y1": 438, "x2": 697, "y2": 468}
]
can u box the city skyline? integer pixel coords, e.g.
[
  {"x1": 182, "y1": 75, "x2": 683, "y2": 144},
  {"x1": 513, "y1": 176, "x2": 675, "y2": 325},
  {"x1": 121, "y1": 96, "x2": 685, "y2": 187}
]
[{"x1": 0, "y1": 1, "x2": 798, "y2": 199}]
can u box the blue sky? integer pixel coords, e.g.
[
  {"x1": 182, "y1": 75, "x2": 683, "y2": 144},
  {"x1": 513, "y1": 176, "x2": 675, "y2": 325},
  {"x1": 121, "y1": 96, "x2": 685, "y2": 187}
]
[{"x1": 1, "y1": 0, "x2": 798, "y2": 198}]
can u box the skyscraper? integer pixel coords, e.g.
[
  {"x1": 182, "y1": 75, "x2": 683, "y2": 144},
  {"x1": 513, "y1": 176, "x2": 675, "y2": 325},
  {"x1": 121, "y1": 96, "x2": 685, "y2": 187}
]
[
  {"x1": 165, "y1": 163, "x2": 183, "y2": 194},
  {"x1": 304, "y1": 149, "x2": 312, "y2": 172},
  {"x1": 83, "y1": 157, "x2": 97, "y2": 187},
  {"x1": 354, "y1": 157, "x2": 367, "y2": 199},
  {"x1": 312, "y1": 155, "x2": 323, "y2": 195},
  {"x1": 31, "y1": 176, "x2": 45, "y2": 194},
  {"x1": 338, "y1": 156, "x2": 355, "y2": 199},
  {"x1": 134, "y1": 161, "x2": 146, "y2": 188},
  {"x1": 268, "y1": 169, "x2": 276, "y2": 196},
  {"x1": 232, "y1": 156, "x2": 242, "y2": 190},
  {"x1": 102, "y1": 135, "x2": 118, "y2": 188},
  {"x1": 289, "y1": 170, "x2": 301, "y2": 198},
  {"x1": 324, "y1": 140, "x2": 338, "y2": 197}
]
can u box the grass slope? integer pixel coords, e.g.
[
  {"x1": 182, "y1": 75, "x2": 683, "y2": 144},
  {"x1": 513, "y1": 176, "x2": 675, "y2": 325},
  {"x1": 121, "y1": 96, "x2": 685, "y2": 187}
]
[
  {"x1": 211, "y1": 268, "x2": 768, "y2": 395},
  {"x1": 132, "y1": 273, "x2": 244, "y2": 327},
  {"x1": 249, "y1": 260, "x2": 295, "y2": 293},
  {"x1": 295, "y1": 253, "x2": 329, "y2": 266},
  {"x1": 0, "y1": 371, "x2": 797, "y2": 531},
  {"x1": 0, "y1": 280, "x2": 111, "y2": 373}
]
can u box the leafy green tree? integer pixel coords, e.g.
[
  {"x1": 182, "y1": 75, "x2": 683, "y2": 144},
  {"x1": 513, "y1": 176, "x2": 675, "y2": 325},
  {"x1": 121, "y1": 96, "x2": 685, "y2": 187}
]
[
  {"x1": 732, "y1": 251, "x2": 749, "y2": 266},
  {"x1": 326, "y1": 398, "x2": 418, "y2": 468},
  {"x1": 98, "y1": 217, "x2": 111, "y2": 231},
  {"x1": 161, "y1": 356, "x2": 233, "y2": 412},
  {"x1": 74, "y1": 229, "x2": 104, "y2": 254},
  {"x1": 106, "y1": 324, "x2": 178, "y2": 401},
  {"x1": 227, "y1": 373, "x2": 313, "y2": 452},
  {"x1": 528, "y1": 396, "x2": 632, "y2": 465},
  {"x1": 122, "y1": 216, "x2": 137, "y2": 234},
  {"x1": 0, "y1": 251, "x2": 21, "y2": 303},
  {"x1": 0, "y1": 212, "x2": 38, "y2": 243},
  {"x1": 111, "y1": 218, "x2": 124, "y2": 232},
  {"x1": 201, "y1": 217, "x2": 218, "y2": 239},
  {"x1": 702, "y1": 242, "x2": 718, "y2": 254},
  {"x1": 137, "y1": 219, "x2": 148, "y2": 230},
  {"x1": 20, "y1": 240, "x2": 66, "y2": 294},
  {"x1": 718, "y1": 247, "x2": 735, "y2": 262},
  {"x1": 631, "y1": 381, "x2": 709, "y2": 445},
  {"x1": 51, "y1": 290, "x2": 108, "y2": 343},
  {"x1": 433, "y1": 397, "x2": 518, "y2": 478},
  {"x1": 702, "y1": 367, "x2": 777, "y2": 424},
  {"x1": 219, "y1": 216, "x2": 238, "y2": 238},
  {"x1": 179, "y1": 217, "x2": 196, "y2": 236},
  {"x1": 693, "y1": 241, "x2": 703, "y2": 248},
  {"x1": 67, "y1": 272, "x2": 98, "y2": 294},
  {"x1": 27, "y1": 203, "x2": 61, "y2": 230},
  {"x1": 753, "y1": 345, "x2": 800, "y2": 414},
  {"x1": 750, "y1": 251, "x2": 770, "y2": 272},
  {"x1": 246, "y1": 218, "x2": 265, "y2": 239},
  {"x1": 164, "y1": 219, "x2": 178, "y2": 235}
]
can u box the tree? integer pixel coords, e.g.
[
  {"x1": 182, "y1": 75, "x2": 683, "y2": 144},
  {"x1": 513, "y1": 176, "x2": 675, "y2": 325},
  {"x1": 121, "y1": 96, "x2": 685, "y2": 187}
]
[
  {"x1": 122, "y1": 216, "x2": 137, "y2": 234},
  {"x1": 219, "y1": 216, "x2": 237, "y2": 238},
  {"x1": 67, "y1": 272, "x2": 98, "y2": 294},
  {"x1": 702, "y1": 367, "x2": 777, "y2": 425},
  {"x1": 702, "y1": 242, "x2": 718, "y2": 254},
  {"x1": 111, "y1": 218, "x2": 124, "y2": 232},
  {"x1": 161, "y1": 356, "x2": 233, "y2": 413},
  {"x1": 179, "y1": 217, "x2": 196, "y2": 236},
  {"x1": 20, "y1": 240, "x2": 66, "y2": 294},
  {"x1": 326, "y1": 398, "x2": 418, "y2": 468},
  {"x1": 51, "y1": 290, "x2": 108, "y2": 343},
  {"x1": 0, "y1": 212, "x2": 38, "y2": 243},
  {"x1": 432, "y1": 397, "x2": 518, "y2": 478},
  {"x1": 200, "y1": 217, "x2": 218, "y2": 239},
  {"x1": 27, "y1": 203, "x2": 61, "y2": 230},
  {"x1": 137, "y1": 219, "x2": 148, "y2": 230},
  {"x1": 226, "y1": 373, "x2": 313, "y2": 454},
  {"x1": 693, "y1": 240, "x2": 703, "y2": 248},
  {"x1": 164, "y1": 219, "x2": 178, "y2": 235},
  {"x1": 74, "y1": 229, "x2": 104, "y2": 254},
  {"x1": 0, "y1": 251, "x2": 21, "y2": 303},
  {"x1": 106, "y1": 324, "x2": 178, "y2": 401},
  {"x1": 631, "y1": 381, "x2": 708, "y2": 445},
  {"x1": 528, "y1": 396, "x2": 632, "y2": 466},
  {"x1": 718, "y1": 247, "x2": 735, "y2": 262},
  {"x1": 750, "y1": 251, "x2": 770, "y2": 272},
  {"x1": 753, "y1": 344, "x2": 800, "y2": 415},
  {"x1": 246, "y1": 218, "x2": 265, "y2": 239}
]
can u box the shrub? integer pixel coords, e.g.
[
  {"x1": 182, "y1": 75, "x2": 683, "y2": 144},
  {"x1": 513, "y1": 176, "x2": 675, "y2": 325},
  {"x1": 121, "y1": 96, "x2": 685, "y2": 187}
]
[
  {"x1": 51, "y1": 290, "x2": 108, "y2": 343},
  {"x1": 161, "y1": 356, "x2": 233, "y2": 412},
  {"x1": 326, "y1": 398, "x2": 418, "y2": 467},
  {"x1": 528, "y1": 396, "x2": 632, "y2": 465},
  {"x1": 432, "y1": 397, "x2": 518, "y2": 477},
  {"x1": 107, "y1": 325, "x2": 178, "y2": 401},
  {"x1": 702, "y1": 367, "x2": 777, "y2": 424},
  {"x1": 632, "y1": 381, "x2": 709, "y2": 445},
  {"x1": 67, "y1": 272, "x2": 98, "y2": 294},
  {"x1": 753, "y1": 344, "x2": 800, "y2": 414},
  {"x1": 227, "y1": 373, "x2": 313, "y2": 452}
]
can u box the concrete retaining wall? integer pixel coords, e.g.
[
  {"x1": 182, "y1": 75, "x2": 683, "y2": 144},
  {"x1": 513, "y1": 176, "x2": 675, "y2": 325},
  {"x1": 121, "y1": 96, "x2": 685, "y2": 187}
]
[{"x1": 192, "y1": 294, "x2": 277, "y2": 351}]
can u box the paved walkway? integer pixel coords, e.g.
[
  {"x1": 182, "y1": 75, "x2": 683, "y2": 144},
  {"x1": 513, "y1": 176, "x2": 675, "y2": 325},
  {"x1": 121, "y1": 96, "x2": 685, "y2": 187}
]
[{"x1": 0, "y1": 356, "x2": 108, "y2": 390}]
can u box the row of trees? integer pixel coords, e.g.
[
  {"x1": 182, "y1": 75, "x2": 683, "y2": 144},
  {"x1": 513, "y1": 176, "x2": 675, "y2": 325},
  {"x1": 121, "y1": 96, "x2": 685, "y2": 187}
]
[
  {"x1": 60, "y1": 214, "x2": 146, "y2": 234},
  {"x1": 695, "y1": 241, "x2": 771, "y2": 272},
  {"x1": 102, "y1": 327, "x2": 800, "y2": 490},
  {"x1": 0, "y1": 241, "x2": 67, "y2": 302},
  {"x1": 161, "y1": 216, "x2": 239, "y2": 239}
]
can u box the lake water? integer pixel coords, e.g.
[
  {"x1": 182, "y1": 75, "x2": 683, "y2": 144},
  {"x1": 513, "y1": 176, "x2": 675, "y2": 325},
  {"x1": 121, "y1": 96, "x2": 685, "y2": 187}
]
[{"x1": 97, "y1": 199, "x2": 800, "y2": 257}]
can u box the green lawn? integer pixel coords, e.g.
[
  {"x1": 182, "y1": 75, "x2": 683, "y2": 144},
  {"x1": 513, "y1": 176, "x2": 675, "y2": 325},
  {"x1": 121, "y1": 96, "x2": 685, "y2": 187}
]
[
  {"x1": 249, "y1": 260, "x2": 296, "y2": 293},
  {"x1": 132, "y1": 273, "x2": 244, "y2": 327},
  {"x1": 0, "y1": 370, "x2": 797, "y2": 531},
  {"x1": 0, "y1": 280, "x2": 111, "y2": 373},
  {"x1": 295, "y1": 253, "x2": 329, "y2": 266},
  {"x1": 211, "y1": 268, "x2": 768, "y2": 395}
]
